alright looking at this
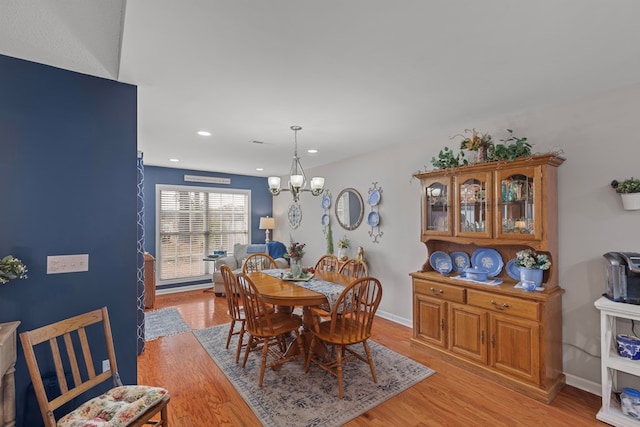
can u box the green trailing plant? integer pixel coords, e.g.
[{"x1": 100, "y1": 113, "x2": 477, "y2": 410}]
[
  {"x1": 486, "y1": 129, "x2": 532, "y2": 162},
  {"x1": 611, "y1": 178, "x2": 640, "y2": 193},
  {"x1": 326, "y1": 222, "x2": 334, "y2": 254},
  {"x1": 430, "y1": 146, "x2": 462, "y2": 169}
]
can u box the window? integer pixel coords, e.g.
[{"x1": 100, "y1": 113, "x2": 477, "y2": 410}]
[{"x1": 157, "y1": 185, "x2": 250, "y2": 284}]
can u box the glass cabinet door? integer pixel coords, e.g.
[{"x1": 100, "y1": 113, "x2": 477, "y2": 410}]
[
  {"x1": 422, "y1": 177, "x2": 452, "y2": 236},
  {"x1": 496, "y1": 166, "x2": 542, "y2": 240},
  {"x1": 454, "y1": 172, "x2": 492, "y2": 238}
]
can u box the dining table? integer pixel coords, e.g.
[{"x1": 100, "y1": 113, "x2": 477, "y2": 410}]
[{"x1": 245, "y1": 268, "x2": 355, "y2": 357}]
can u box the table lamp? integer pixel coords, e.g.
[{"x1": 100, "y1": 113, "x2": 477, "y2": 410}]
[{"x1": 259, "y1": 216, "x2": 275, "y2": 243}]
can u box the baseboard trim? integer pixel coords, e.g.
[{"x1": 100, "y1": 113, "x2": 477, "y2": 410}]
[
  {"x1": 565, "y1": 373, "x2": 601, "y2": 396},
  {"x1": 156, "y1": 283, "x2": 212, "y2": 295},
  {"x1": 376, "y1": 310, "x2": 412, "y2": 328}
]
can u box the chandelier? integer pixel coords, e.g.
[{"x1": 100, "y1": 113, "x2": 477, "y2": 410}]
[{"x1": 268, "y1": 126, "x2": 325, "y2": 202}]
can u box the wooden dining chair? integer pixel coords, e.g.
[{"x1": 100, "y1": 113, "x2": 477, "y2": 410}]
[
  {"x1": 338, "y1": 258, "x2": 368, "y2": 279},
  {"x1": 305, "y1": 276, "x2": 383, "y2": 398},
  {"x1": 20, "y1": 307, "x2": 170, "y2": 427},
  {"x1": 314, "y1": 254, "x2": 340, "y2": 272},
  {"x1": 242, "y1": 253, "x2": 278, "y2": 274},
  {"x1": 237, "y1": 273, "x2": 305, "y2": 386},
  {"x1": 220, "y1": 265, "x2": 248, "y2": 363}
]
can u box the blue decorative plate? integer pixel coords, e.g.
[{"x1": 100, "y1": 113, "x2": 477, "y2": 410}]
[
  {"x1": 368, "y1": 189, "x2": 381, "y2": 206},
  {"x1": 321, "y1": 195, "x2": 331, "y2": 209},
  {"x1": 506, "y1": 259, "x2": 521, "y2": 281},
  {"x1": 450, "y1": 251, "x2": 470, "y2": 273},
  {"x1": 471, "y1": 248, "x2": 504, "y2": 277},
  {"x1": 367, "y1": 211, "x2": 380, "y2": 227},
  {"x1": 429, "y1": 251, "x2": 452, "y2": 274},
  {"x1": 321, "y1": 214, "x2": 330, "y2": 226}
]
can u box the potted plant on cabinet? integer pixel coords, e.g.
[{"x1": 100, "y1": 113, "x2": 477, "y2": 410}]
[
  {"x1": 611, "y1": 178, "x2": 640, "y2": 210},
  {"x1": 515, "y1": 249, "x2": 551, "y2": 291}
]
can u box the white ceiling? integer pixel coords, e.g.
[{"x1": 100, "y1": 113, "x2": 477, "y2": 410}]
[{"x1": 2, "y1": 0, "x2": 640, "y2": 176}]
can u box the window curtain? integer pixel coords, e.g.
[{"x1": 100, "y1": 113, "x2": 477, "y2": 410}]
[{"x1": 136, "y1": 151, "x2": 146, "y2": 354}]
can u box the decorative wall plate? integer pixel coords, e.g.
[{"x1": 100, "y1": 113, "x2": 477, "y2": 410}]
[
  {"x1": 368, "y1": 188, "x2": 381, "y2": 206},
  {"x1": 288, "y1": 203, "x2": 302, "y2": 229},
  {"x1": 321, "y1": 214, "x2": 330, "y2": 225},
  {"x1": 367, "y1": 211, "x2": 380, "y2": 227},
  {"x1": 322, "y1": 195, "x2": 331, "y2": 209}
]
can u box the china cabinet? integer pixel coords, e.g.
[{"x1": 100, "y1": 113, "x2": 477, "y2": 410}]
[
  {"x1": 411, "y1": 154, "x2": 565, "y2": 403},
  {"x1": 595, "y1": 296, "x2": 640, "y2": 426}
]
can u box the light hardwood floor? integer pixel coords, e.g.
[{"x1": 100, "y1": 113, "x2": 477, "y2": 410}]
[{"x1": 138, "y1": 290, "x2": 605, "y2": 426}]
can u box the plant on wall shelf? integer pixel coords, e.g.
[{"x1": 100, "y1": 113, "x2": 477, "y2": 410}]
[{"x1": 611, "y1": 178, "x2": 640, "y2": 193}]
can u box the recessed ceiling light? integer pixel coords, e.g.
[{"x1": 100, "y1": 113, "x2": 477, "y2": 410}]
[
  {"x1": 197, "y1": 130, "x2": 212, "y2": 136},
  {"x1": 256, "y1": 167, "x2": 264, "y2": 171},
  {"x1": 169, "y1": 158, "x2": 179, "y2": 162},
  {"x1": 308, "y1": 149, "x2": 318, "y2": 154}
]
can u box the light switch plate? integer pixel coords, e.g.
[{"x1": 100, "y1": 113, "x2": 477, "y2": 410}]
[{"x1": 47, "y1": 254, "x2": 89, "y2": 274}]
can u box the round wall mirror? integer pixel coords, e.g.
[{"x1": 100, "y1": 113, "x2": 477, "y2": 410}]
[{"x1": 335, "y1": 188, "x2": 364, "y2": 230}]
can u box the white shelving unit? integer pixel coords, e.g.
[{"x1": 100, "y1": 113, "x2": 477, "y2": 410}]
[{"x1": 595, "y1": 296, "x2": 640, "y2": 426}]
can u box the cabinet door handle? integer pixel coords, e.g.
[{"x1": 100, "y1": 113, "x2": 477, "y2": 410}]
[
  {"x1": 430, "y1": 287, "x2": 444, "y2": 295},
  {"x1": 441, "y1": 318, "x2": 445, "y2": 330},
  {"x1": 481, "y1": 330, "x2": 484, "y2": 344},
  {"x1": 490, "y1": 300, "x2": 509, "y2": 310},
  {"x1": 491, "y1": 335, "x2": 496, "y2": 347}
]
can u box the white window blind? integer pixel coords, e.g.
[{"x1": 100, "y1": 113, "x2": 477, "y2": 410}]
[{"x1": 157, "y1": 185, "x2": 250, "y2": 284}]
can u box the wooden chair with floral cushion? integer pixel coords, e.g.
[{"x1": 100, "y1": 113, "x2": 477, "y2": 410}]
[
  {"x1": 314, "y1": 254, "x2": 340, "y2": 272},
  {"x1": 305, "y1": 276, "x2": 383, "y2": 398},
  {"x1": 338, "y1": 258, "x2": 368, "y2": 279},
  {"x1": 237, "y1": 273, "x2": 305, "y2": 386},
  {"x1": 241, "y1": 253, "x2": 278, "y2": 274},
  {"x1": 220, "y1": 264, "x2": 248, "y2": 363},
  {"x1": 20, "y1": 307, "x2": 170, "y2": 427}
]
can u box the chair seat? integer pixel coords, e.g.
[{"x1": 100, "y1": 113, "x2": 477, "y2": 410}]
[
  {"x1": 251, "y1": 313, "x2": 302, "y2": 338},
  {"x1": 57, "y1": 385, "x2": 169, "y2": 427},
  {"x1": 314, "y1": 318, "x2": 369, "y2": 344}
]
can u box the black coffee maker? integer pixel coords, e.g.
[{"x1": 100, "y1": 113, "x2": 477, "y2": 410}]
[{"x1": 604, "y1": 252, "x2": 640, "y2": 304}]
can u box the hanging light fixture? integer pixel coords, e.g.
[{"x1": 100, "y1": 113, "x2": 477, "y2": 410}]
[{"x1": 268, "y1": 125, "x2": 325, "y2": 202}]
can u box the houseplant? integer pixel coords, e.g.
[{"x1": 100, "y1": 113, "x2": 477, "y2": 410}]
[
  {"x1": 486, "y1": 129, "x2": 532, "y2": 162},
  {"x1": 452, "y1": 128, "x2": 493, "y2": 164},
  {"x1": 611, "y1": 178, "x2": 640, "y2": 210},
  {"x1": 0, "y1": 255, "x2": 28, "y2": 285},
  {"x1": 515, "y1": 249, "x2": 551, "y2": 289},
  {"x1": 430, "y1": 146, "x2": 462, "y2": 170}
]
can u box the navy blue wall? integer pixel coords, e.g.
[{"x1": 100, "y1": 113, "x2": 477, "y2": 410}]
[
  {"x1": 0, "y1": 54, "x2": 138, "y2": 427},
  {"x1": 143, "y1": 166, "x2": 272, "y2": 287}
]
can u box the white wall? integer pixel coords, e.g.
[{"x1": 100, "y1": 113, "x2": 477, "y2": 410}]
[{"x1": 271, "y1": 82, "x2": 640, "y2": 388}]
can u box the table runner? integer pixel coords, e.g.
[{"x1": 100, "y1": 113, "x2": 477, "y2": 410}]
[{"x1": 263, "y1": 269, "x2": 345, "y2": 310}]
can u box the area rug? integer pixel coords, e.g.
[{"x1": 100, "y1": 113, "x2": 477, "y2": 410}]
[
  {"x1": 144, "y1": 307, "x2": 191, "y2": 341},
  {"x1": 193, "y1": 324, "x2": 435, "y2": 427}
]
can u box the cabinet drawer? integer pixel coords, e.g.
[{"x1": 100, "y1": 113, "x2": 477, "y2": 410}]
[
  {"x1": 467, "y1": 290, "x2": 539, "y2": 321},
  {"x1": 414, "y1": 279, "x2": 465, "y2": 303}
]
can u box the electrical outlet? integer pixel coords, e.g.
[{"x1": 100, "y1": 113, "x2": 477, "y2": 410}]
[{"x1": 102, "y1": 359, "x2": 111, "y2": 372}]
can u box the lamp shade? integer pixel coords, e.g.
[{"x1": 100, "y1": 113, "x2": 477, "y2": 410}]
[
  {"x1": 268, "y1": 176, "x2": 281, "y2": 190},
  {"x1": 259, "y1": 216, "x2": 275, "y2": 230}
]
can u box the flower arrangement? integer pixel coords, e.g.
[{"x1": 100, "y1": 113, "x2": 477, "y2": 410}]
[
  {"x1": 0, "y1": 255, "x2": 28, "y2": 284},
  {"x1": 285, "y1": 241, "x2": 306, "y2": 260},
  {"x1": 337, "y1": 236, "x2": 350, "y2": 249},
  {"x1": 515, "y1": 249, "x2": 551, "y2": 270},
  {"x1": 453, "y1": 128, "x2": 493, "y2": 151}
]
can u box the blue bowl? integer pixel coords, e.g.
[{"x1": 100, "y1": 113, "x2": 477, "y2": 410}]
[
  {"x1": 464, "y1": 266, "x2": 490, "y2": 282},
  {"x1": 617, "y1": 334, "x2": 640, "y2": 360}
]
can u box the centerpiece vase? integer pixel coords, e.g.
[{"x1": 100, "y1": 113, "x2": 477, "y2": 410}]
[
  {"x1": 290, "y1": 258, "x2": 303, "y2": 278},
  {"x1": 519, "y1": 267, "x2": 543, "y2": 289}
]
